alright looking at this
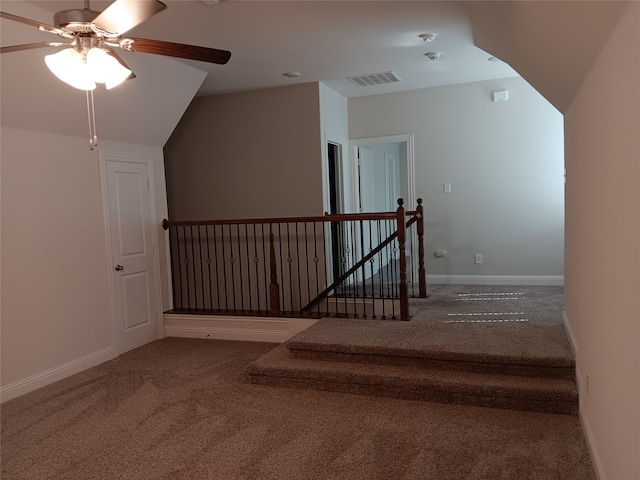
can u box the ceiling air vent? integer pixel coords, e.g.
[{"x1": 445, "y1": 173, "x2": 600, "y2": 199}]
[{"x1": 347, "y1": 71, "x2": 402, "y2": 87}]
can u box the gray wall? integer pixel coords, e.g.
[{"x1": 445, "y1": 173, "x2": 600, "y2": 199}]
[
  {"x1": 165, "y1": 82, "x2": 324, "y2": 220},
  {"x1": 349, "y1": 77, "x2": 565, "y2": 282}
]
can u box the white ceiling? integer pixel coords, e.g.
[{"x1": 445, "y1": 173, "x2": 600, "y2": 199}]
[{"x1": 3, "y1": 0, "x2": 519, "y2": 98}]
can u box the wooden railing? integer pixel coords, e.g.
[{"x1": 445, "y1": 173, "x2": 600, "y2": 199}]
[{"x1": 162, "y1": 199, "x2": 426, "y2": 320}]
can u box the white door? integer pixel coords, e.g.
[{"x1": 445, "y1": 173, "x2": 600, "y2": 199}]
[
  {"x1": 105, "y1": 155, "x2": 158, "y2": 353},
  {"x1": 358, "y1": 146, "x2": 378, "y2": 213}
]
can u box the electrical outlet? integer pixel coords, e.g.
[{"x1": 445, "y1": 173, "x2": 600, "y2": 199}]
[{"x1": 475, "y1": 253, "x2": 483, "y2": 264}]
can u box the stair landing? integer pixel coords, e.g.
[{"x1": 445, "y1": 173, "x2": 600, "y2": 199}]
[{"x1": 247, "y1": 317, "x2": 578, "y2": 415}]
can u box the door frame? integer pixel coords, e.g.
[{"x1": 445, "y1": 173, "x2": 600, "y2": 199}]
[
  {"x1": 349, "y1": 134, "x2": 417, "y2": 282},
  {"x1": 99, "y1": 151, "x2": 164, "y2": 355},
  {"x1": 349, "y1": 134, "x2": 416, "y2": 213}
]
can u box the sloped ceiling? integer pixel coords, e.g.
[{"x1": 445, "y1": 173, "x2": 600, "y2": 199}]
[
  {"x1": 465, "y1": 1, "x2": 628, "y2": 113},
  {"x1": 1, "y1": 1, "x2": 521, "y2": 147}
]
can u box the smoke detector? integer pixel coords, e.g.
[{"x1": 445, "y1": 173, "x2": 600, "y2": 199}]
[
  {"x1": 424, "y1": 52, "x2": 441, "y2": 61},
  {"x1": 419, "y1": 33, "x2": 437, "y2": 42}
]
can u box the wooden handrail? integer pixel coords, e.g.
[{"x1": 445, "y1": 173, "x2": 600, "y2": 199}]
[
  {"x1": 163, "y1": 198, "x2": 426, "y2": 320},
  {"x1": 162, "y1": 210, "x2": 418, "y2": 230},
  {"x1": 302, "y1": 204, "x2": 422, "y2": 318}
]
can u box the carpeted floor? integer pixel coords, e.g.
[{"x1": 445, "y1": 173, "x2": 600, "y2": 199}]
[
  {"x1": 1, "y1": 334, "x2": 595, "y2": 479},
  {"x1": 413, "y1": 284, "x2": 565, "y2": 325}
]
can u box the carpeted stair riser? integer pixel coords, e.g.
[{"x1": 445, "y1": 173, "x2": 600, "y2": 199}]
[
  {"x1": 287, "y1": 347, "x2": 575, "y2": 380},
  {"x1": 247, "y1": 344, "x2": 578, "y2": 415},
  {"x1": 250, "y1": 375, "x2": 577, "y2": 415}
]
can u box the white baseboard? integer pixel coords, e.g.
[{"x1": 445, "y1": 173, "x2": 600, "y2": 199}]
[
  {"x1": 564, "y1": 311, "x2": 605, "y2": 480},
  {"x1": 427, "y1": 275, "x2": 564, "y2": 286},
  {"x1": 579, "y1": 397, "x2": 607, "y2": 480},
  {"x1": 163, "y1": 314, "x2": 318, "y2": 343},
  {"x1": 0, "y1": 346, "x2": 115, "y2": 404}
]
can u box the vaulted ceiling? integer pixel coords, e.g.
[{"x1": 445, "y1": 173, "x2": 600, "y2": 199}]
[
  {"x1": 1, "y1": 1, "x2": 518, "y2": 146},
  {"x1": 1, "y1": 1, "x2": 629, "y2": 147}
]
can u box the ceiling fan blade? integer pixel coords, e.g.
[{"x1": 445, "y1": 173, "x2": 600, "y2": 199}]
[
  {"x1": 119, "y1": 38, "x2": 231, "y2": 65},
  {"x1": 91, "y1": 0, "x2": 167, "y2": 37},
  {"x1": 0, "y1": 11, "x2": 65, "y2": 35},
  {"x1": 1, "y1": 41, "x2": 70, "y2": 54}
]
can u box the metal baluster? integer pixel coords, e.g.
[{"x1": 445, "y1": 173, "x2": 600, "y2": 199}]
[
  {"x1": 377, "y1": 219, "x2": 387, "y2": 319},
  {"x1": 189, "y1": 226, "x2": 197, "y2": 309},
  {"x1": 342, "y1": 220, "x2": 349, "y2": 315},
  {"x1": 244, "y1": 224, "x2": 252, "y2": 311},
  {"x1": 277, "y1": 223, "x2": 284, "y2": 310},
  {"x1": 359, "y1": 220, "x2": 367, "y2": 318},
  {"x1": 205, "y1": 226, "x2": 213, "y2": 310},
  {"x1": 197, "y1": 226, "x2": 205, "y2": 309},
  {"x1": 229, "y1": 225, "x2": 237, "y2": 311},
  {"x1": 213, "y1": 225, "x2": 221, "y2": 311},
  {"x1": 313, "y1": 222, "x2": 320, "y2": 315},
  {"x1": 368, "y1": 219, "x2": 376, "y2": 319},
  {"x1": 181, "y1": 227, "x2": 189, "y2": 309},
  {"x1": 221, "y1": 225, "x2": 229, "y2": 311},
  {"x1": 351, "y1": 219, "x2": 358, "y2": 317},
  {"x1": 252, "y1": 224, "x2": 260, "y2": 312},
  {"x1": 304, "y1": 222, "x2": 311, "y2": 311},
  {"x1": 170, "y1": 226, "x2": 179, "y2": 309},
  {"x1": 287, "y1": 223, "x2": 294, "y2": 311},
  {"x1": 235, "y1": 224, "x2": 244, "y2": 311},
  {"x1": 261, "y1": 223, "x2": 268, "y2": 312}
]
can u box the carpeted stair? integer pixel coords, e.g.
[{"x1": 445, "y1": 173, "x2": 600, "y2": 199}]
[{"x1": 247, "y1": 317, "x2": 578, "y2": 415}]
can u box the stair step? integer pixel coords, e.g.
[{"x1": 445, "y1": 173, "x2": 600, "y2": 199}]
[
  {"x1": 247, "y1": 344, "x2": 578, "y2": 415},
  {"x1": 288, "y1": 347, "x2": 575, "y2": 379},
  {"x1": 286, "y1": 317, "x2": 575, "y2": 379}
]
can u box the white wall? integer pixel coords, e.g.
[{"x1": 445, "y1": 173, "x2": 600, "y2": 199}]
[
  {"x1": 319, "y1": 82, "x2": 349, "y2": 214},
  {"x1": 564, "y1": 3, "x2": 640, "y2": 479},
  {"x1": 349, "y1": 77, "x2": 565, "y2": 283},
  {"x1": 0, "y1": 127, "x2": 168, "y2": 402}
]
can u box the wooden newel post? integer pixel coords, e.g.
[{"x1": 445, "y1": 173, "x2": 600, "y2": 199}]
[
  {"x1": 396, "y1": 198, "x2": 409, "y2": 320},
  {"x1": 269, "y1": 224, "x2": 281, "y2": 315},
  {"x1": 416, "y1": 198, "x2": 427, "y2": 298}
]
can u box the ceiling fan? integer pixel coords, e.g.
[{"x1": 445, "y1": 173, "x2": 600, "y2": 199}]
[
  {"x1": 1, "y1": 0, "x2": 231, "y2": 148},
  {"x1": 1, "y1": 0, "x2": 231, "y2": 88}
]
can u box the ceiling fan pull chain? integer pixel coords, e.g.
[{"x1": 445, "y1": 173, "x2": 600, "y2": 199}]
[{"x1": 86, "y1": 89, "x2": 98, "y2": 150}]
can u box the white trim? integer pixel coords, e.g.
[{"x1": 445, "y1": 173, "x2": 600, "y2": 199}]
[
  {"x1": 99, "y1": 150, "x2": 164, "y2": 354},
  {"x1": 564, "y1": 310, "x2": 604, "y2": 480},
  {"x1": 579, "y1": 396, "x2": 606, "y2": 480},
  {"x1": 163, "y1": 314, "x2": 318, "y2": 343},
  {"x1": 427, "y1": 275, "x2": 564, "y2": 286},
  {"x1": 0, "y1": 347, "x2": 114, "y2": 404}
]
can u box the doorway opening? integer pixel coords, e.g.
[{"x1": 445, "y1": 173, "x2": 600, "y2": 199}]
[
  {"x1": 349, "y1": 134, "x2": 415, "y2": 214},
  {"x1": 327, "y1": 141, "x2": 344, "y2": 282}
]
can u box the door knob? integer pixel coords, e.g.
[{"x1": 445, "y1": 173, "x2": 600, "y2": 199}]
[{"x1": 115, "y1": 265, "x2": 124, "y2": 271}]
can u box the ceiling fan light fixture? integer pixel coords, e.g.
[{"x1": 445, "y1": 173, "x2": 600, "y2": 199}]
[
  {"x1": 86, "y1": 48, "x2": 132, "y2": 89},
  {"x1": 45, "y1": 48, "x2": 96, "y2": 90}
]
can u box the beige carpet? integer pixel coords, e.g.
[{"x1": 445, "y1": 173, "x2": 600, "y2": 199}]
[{"x1": 1, "y1": 336, "x2": 595, "y2": 479}]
